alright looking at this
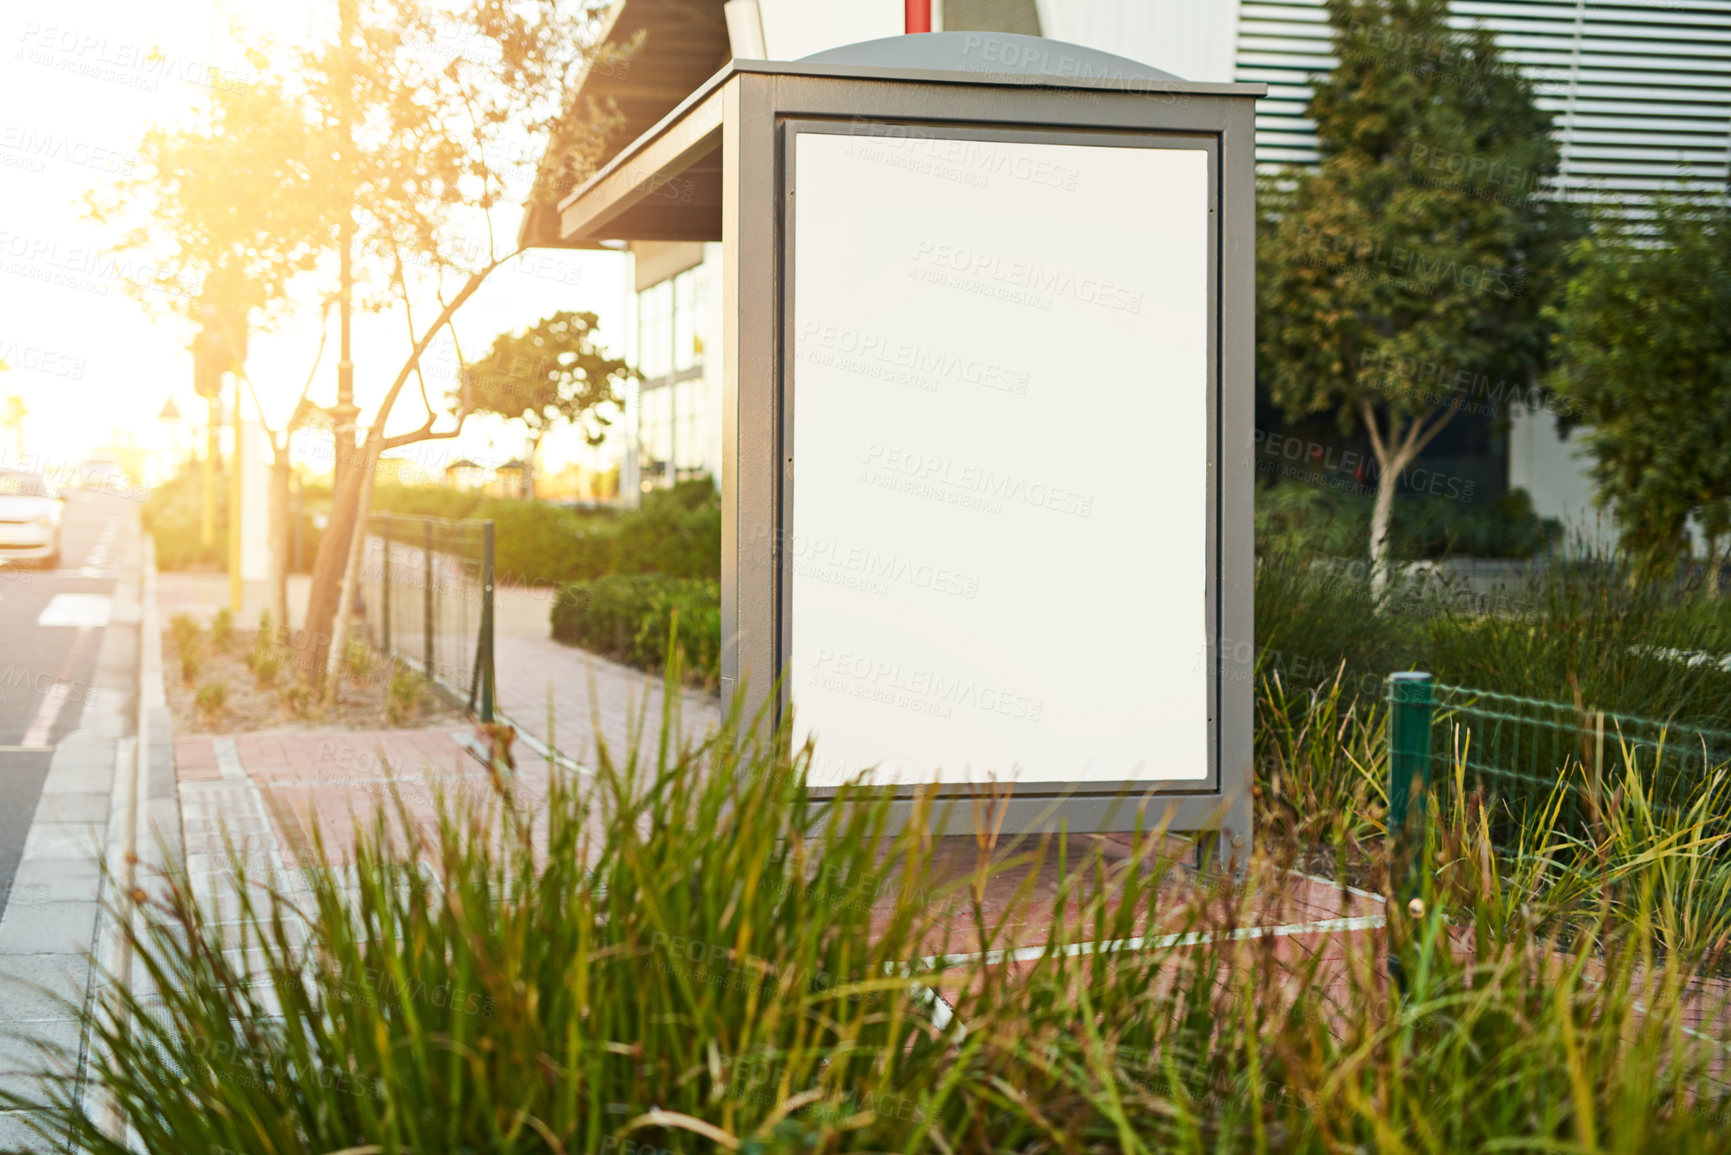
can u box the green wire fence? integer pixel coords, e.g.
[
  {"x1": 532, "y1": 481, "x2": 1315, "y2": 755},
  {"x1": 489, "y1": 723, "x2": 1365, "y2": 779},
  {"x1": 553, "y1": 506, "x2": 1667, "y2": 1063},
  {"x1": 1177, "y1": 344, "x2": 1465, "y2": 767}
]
[
  {"x1": 357, "y1": 513, "x2": 496, "y2": 722},
  {"x1": 1386, "y1": 673, "x2": 1731, "y2": 889}
]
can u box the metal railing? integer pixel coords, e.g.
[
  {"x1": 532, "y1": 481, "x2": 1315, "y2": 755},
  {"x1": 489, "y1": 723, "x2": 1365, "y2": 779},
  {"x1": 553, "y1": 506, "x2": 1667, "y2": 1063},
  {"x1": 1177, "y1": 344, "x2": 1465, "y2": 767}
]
[
  {"x1": 1385, "y1": 673, "x2": 1731, "y2": 888},
  {"x1": 357, "y1": 513, "x2": 495, "y2": 721}
]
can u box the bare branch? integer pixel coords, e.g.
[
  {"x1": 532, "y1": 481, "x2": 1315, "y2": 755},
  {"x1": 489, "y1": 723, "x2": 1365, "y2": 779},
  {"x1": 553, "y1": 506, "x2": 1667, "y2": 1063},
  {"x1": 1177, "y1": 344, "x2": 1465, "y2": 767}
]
[
  {"x1": 1358, "y1": 396, "x2": 1390, "y2": 466},
  {"x1": 1408, "y1": 405, "x2": 1459, "y2": 460},
  {"x1": 361, "y1": 256, "x2": 512, "y2": 450}
]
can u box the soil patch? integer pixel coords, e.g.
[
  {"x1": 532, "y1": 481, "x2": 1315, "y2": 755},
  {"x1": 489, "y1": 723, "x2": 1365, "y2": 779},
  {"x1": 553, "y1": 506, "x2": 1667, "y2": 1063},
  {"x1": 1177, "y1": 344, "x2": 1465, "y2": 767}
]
[{"x1": 163, "y1": 626, "x2": 466, "y2": 735}]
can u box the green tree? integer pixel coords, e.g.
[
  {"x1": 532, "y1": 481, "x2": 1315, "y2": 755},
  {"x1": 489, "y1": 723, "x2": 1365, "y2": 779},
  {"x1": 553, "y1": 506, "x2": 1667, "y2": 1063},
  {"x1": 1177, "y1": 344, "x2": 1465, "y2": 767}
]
[
  {"x1": 460, "y1": 311, "x2": 633, "y2": 499},
  {"x1": 90, "y1": 0, "x2": 629, "y2": 683},
  {"x1": 1547, "y1": 199, "x2": 1731, "y2": 583},
  {"x1": 1259, "y1": 0, "x2": 1578, "y2": 598}
]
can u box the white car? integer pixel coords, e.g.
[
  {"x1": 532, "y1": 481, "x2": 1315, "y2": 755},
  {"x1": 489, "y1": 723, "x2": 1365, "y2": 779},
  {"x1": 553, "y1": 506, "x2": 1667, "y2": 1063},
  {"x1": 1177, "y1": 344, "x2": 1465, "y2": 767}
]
[{"x1": 0, "y1": 470, "x2": 63, "y2": 567}]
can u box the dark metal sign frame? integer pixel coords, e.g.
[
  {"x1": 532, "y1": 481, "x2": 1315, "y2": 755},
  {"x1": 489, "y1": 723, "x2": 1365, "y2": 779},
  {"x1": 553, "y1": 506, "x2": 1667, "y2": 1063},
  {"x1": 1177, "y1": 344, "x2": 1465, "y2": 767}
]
[{"x1": 540, "y1": 35, "x2": 1263, "y2": 861}]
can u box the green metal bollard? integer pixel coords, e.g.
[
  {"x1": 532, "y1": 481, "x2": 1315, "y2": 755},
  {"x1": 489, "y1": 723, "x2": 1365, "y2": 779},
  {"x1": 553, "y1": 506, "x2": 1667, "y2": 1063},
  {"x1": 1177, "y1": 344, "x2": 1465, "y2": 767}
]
[
  {"x1": 1387, "y1": 671, "x2": 1435, "y2": 896},
  {"x1": 1387, "y1": 671, "x2": 1434, "y2": 993},
  {"x1": 468, "y1": 521, "x2": 496, "y2": 723}
]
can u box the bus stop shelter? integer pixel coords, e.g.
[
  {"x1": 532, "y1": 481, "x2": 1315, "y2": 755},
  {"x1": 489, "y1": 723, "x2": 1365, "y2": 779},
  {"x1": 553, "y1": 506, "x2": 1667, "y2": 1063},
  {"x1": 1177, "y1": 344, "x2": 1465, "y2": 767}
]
[{"x1": 533, "y1": 31, "x2": 1263, "y2": 861}]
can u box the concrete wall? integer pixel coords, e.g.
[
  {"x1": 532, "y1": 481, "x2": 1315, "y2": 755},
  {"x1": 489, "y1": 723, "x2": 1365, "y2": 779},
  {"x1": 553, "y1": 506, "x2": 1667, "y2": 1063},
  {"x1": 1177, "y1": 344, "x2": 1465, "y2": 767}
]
[
  {"x1": 1035, "y1": 0, "x2": 1243, "y2": 82},
  {"x1": 1508, "y1": 403, "x2": 1617, "y2": 555}
]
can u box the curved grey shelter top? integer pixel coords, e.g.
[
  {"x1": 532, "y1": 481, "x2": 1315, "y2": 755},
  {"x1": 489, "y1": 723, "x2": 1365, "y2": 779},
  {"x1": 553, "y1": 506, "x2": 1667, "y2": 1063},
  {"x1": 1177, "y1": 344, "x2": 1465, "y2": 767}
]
[
  {"x1": 800, "y1": 31, "x2": 1184, "y2": 84},
  {"x1": 525, "y1": 26, "x2": 1263, "y2": 250}
]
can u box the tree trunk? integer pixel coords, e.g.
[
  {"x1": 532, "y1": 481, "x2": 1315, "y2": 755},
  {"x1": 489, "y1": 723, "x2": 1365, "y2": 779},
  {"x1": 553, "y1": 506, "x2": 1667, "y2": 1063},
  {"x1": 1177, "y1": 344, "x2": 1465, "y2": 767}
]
[
  {"x1": 301, "y1": 444, "x2": 364, "y2": 682},
  {"x1": 1369, "y1": 448, "x2": 1415, "y2": 606},
  {"x1": 325, "y1": 437, "x2": 380, "y2": 692},
  {"x1": 1708, "y1": 532, "x2": 1725, "y2": 601}
]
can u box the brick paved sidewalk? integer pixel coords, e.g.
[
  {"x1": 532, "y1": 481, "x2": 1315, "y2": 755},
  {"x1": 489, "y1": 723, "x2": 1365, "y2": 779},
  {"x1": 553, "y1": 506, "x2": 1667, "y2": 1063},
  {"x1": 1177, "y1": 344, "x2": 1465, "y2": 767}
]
[
  {"x1": 491, "y1": 631, "x2": 721, "y2": 768},
  {"x1": 175, "y1": 727, "x2": 503, "y2": 874},
  {"x1": 172, "y1": 722, "x2": 1385, "y2": 984}
]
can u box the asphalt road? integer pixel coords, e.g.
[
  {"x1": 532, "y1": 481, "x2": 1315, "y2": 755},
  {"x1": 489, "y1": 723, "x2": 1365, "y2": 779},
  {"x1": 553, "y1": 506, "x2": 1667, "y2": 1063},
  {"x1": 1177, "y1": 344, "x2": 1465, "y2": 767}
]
[{"x1": 0, "y1": 489, "x2": 135, "y2": 918}]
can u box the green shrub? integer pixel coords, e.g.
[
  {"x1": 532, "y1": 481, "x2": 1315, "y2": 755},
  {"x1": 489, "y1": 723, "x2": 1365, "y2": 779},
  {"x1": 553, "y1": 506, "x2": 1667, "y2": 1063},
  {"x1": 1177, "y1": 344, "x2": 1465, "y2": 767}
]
[
  {"x1": 478, "y1": 481, "x2": 716, "y2": 588},
  {"x1": 1255, "y1": 536, "x2": 1731, "y2": 726},
  {"x1": 385, "y1": 666, "x2": 428, "y2": 725},
  {"x1": 147, "y1": 464, "x2": 324, "y2": 573},
  {"x1": 552, "y1": 574, "x2": 720, "y2": 684},
  {"x1": 169, "y1": 613, "x2": 200, "y2": 652},
  {"x1": 1255, "y1": 480, "x2": 1561, "y2": 561},
  {"x1": 368, "y1": 480, "x2": 482, "y2": 521},
  {"x1": 251, "y1": 649, "x2": 280, "y2": 689},
  {"x1": 13, "y1": 679, "x2": 1731, "y2": 1152},
  {"x1": 209, "y1": 608, "x2": 233, "y2": 652},
  {"x1": 193, "y1": 680, "x2": 227, "y2": 724},
  {"x1": 342, "y1": 639, "x2": 374, "y2": 686},
  {"x1": 143, "y1": 468, "x2": 227, "y2": 571},
  {"x1": 279, "y1": 680, "x2": 319, "y2": 719},
  {"x1": 607, "y1": 479, "x2": 721, "y2": 579},
  {"x1": 478, "y1": 498, "x2": 613, "y2": 587},
  {"x1": 1423, "y1": 555, "x2": 1731, "y2": 724},
  {"x1": 178, "y1": 648, "x2": 201, "y2": 688}
]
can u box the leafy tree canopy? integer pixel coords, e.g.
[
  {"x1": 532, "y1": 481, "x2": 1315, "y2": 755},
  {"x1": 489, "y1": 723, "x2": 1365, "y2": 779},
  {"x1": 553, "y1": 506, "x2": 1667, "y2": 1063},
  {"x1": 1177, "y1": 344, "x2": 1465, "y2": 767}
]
[
  {"x1": 1546, "y1": 199, "x2": 1731, "y2": 561},
  {"x1": 1257, "y1": 0, "x2": 1581, "y2": 589},
  {"x1": 461, "y1": 310, "x2": 633, "y2": 451}
]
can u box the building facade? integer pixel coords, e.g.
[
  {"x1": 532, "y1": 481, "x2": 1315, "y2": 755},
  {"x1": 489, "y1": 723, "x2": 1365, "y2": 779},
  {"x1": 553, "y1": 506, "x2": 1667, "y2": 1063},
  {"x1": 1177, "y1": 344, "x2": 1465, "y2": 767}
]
[{"x1": 595, "y1": 0, "x2": 1731, "y2": 532}]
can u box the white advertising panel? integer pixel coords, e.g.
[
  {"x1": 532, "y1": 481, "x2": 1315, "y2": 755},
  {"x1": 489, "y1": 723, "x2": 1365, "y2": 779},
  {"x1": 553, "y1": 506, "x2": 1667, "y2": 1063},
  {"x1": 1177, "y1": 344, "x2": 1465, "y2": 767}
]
[{"x1": 789, "y1": 129, "x2": 1212, "y2": 789}]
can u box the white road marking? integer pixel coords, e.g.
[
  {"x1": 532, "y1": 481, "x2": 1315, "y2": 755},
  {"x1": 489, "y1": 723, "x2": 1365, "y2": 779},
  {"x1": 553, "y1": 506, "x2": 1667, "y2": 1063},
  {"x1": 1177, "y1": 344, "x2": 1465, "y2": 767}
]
[
  {"x1": 79, "y1": 521, "x2": 118, "y2": 577},
  {"x1": 21, "y1": 682, "x2": 74, "y2": 748},
  {"x1": 15, "y1": 623, "x2": 100, "y2": 749},
  {"x1": 36, "y1": 593, "x2": 112, "y2": 628}
]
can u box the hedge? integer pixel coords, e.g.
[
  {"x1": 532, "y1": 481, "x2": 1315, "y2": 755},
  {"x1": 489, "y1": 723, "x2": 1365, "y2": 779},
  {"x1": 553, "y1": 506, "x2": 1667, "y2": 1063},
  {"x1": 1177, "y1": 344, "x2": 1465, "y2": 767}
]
[{"x1": 551, "y1": 575, "x2": 720, "y2": 685}]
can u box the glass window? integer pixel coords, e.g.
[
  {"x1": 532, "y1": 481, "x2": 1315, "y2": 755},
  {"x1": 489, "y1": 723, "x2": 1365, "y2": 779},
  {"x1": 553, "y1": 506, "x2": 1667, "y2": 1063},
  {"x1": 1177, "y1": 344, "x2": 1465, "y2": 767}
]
[
  {"x1": 634, "y1": 264, "x2": 709, "y2": 489},
  {"x1": 639, "y1": 280, "x2": 672, "y2": 381},
  {"x1": 673, "y1": 269, "x2": 697, "y2": 373}
]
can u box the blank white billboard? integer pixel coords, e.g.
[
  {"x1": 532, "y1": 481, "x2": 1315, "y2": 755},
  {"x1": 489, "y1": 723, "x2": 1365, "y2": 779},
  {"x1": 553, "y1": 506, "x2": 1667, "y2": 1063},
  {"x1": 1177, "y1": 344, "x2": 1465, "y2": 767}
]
[{"x1": 789, "y1": 129, "x2": 1210, "y2": 789}]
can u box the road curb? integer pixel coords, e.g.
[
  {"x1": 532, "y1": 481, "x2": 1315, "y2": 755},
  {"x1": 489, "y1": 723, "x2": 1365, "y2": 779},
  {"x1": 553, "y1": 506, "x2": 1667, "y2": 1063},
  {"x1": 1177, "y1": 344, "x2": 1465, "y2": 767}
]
[{"x1": 81, "y1": 533, "x2": 157, "y2": 1146}]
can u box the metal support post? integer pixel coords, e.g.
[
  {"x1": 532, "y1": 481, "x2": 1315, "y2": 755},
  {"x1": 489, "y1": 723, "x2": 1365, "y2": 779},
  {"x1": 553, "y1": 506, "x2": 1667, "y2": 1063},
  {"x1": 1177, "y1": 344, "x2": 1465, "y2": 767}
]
[
  {"x1": 423, "y1": 519, "x2": 435, "y2": 678},
  {"x1": 380, "y1": 521, "x2": 391, "y2": 658}
]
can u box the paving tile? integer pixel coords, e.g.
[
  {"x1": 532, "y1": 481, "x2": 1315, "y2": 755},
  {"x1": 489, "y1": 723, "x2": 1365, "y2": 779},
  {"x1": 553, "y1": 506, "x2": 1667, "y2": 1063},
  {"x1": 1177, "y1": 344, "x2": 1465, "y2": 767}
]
[
  {"x1": 0, "y1": 904, "x2": 100, "y2": 957},
  {"x1": 0, "y1": 1019, "x2": 80, "y2": 1102},
  {"x1": 18, "y1": 824, "x2": 104, "y2": 864},
  {"x1": 0, "y1": 956, "x2": 90, "y2": 1023},
  {"x1": 7, "y1": 860, "x2": 100, "y2": 906},
  {"x1": 0, "y1": 1109, "x2": 54, "y2": 1153},
  {"x1": 25, "y1": 793, "x2": 109, "y2": 826}
]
